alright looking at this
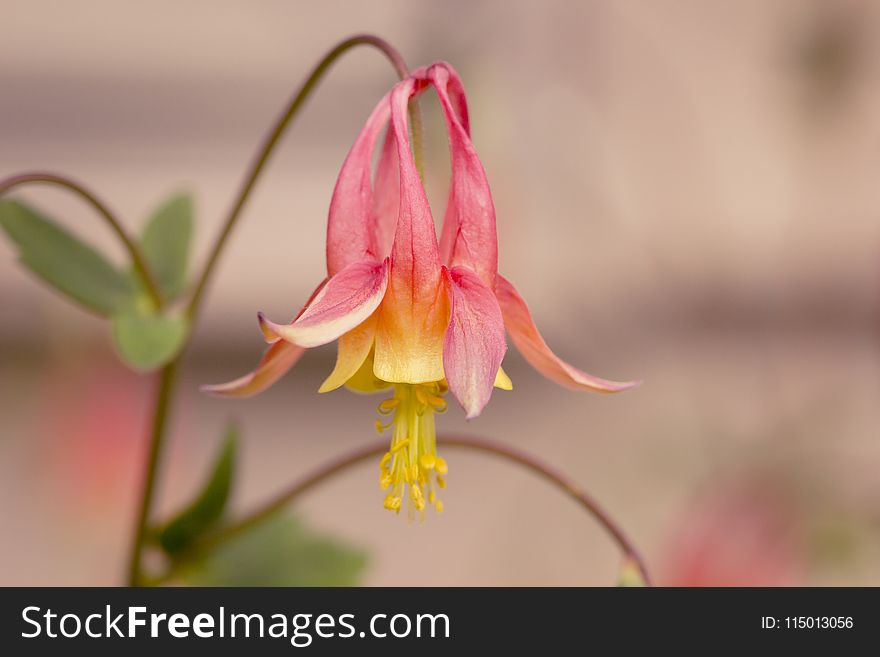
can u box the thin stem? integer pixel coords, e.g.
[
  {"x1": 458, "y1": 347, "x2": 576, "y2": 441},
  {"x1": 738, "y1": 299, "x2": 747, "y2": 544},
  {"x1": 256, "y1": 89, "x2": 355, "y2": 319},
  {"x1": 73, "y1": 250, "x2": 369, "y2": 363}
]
[
  {"x1": 441, "y1": 435, "x2": 653, "y2": 586},
  {"x1": 127, "y1": 361, "x2": 178, "y2": 585},
  {"x1": 185, "y1": 34, "x2": 415, "y2": 324},
  {"x1": 123, "y1": 35, "x2": 416, "y2": 586},
  {"x1": 172, "y1": 434, "x2": 652, "y2": 586},
  {"x1": 0, "y1": 172, "x2": 164, "y2": 311}
]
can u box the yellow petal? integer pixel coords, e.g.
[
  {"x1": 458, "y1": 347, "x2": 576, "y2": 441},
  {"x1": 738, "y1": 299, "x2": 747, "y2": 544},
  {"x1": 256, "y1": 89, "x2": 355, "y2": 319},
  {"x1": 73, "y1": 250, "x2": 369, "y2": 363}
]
[
  {"x1": 493, "y1": 365, "x2": 513, "y2": 391},
  {"x1": 319, "y1": 313, "x2": 378, "y2": 393},
  {"x1": 344, "y1": 351, "x2": 392, "y2": 393}
]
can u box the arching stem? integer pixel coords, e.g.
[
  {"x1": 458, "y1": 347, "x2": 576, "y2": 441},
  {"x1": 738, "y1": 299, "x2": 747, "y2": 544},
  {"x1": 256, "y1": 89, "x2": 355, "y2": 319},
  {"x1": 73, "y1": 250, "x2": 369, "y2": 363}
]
[
  {"x1": 0, "y1": 172, "x2": 164, "y2": 310},
  {"x1": 167, "y1": 434, "x2": 653, "y2": 586},
  {"x1": 185, "y1": 34, "x2": 418, "y2": 324},
  {"x1": 126, "y1": 34, "x2": 415, "y2": 586}
]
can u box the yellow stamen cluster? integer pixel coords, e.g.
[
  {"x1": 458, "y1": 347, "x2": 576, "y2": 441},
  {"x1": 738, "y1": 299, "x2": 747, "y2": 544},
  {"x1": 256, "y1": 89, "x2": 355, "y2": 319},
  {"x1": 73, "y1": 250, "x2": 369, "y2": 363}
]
[{"x1": 376, "y1": 382, "x2": 448, "y2": 519}]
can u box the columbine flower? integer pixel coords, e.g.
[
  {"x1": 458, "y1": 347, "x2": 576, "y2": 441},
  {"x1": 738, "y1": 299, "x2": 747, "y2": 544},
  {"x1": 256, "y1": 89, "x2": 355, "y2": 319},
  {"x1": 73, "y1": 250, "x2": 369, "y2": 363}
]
[{"x1": 205, "y1": 62, "x2": 637, "y2": 518}]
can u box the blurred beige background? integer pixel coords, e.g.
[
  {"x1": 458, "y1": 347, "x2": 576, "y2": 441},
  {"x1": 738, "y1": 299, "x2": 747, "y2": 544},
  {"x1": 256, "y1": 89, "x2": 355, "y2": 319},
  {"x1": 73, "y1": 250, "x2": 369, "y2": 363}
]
[{"x1": 2, "y1": 0, "x2": 879, "y2": 585}]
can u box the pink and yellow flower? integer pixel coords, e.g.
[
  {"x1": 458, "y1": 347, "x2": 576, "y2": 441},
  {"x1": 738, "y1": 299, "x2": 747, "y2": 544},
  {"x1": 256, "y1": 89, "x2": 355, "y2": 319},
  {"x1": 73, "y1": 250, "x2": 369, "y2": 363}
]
[{"x1": 205, "y1": 62, "x2": 637, "y2": 517}]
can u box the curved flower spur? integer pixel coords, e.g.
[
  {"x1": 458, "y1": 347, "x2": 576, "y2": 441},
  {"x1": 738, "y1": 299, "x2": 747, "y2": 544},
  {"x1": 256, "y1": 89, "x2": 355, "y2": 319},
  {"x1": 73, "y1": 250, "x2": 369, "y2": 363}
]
[{"x1": 204, "y1": 62, "x2": 638, "y2": 519}]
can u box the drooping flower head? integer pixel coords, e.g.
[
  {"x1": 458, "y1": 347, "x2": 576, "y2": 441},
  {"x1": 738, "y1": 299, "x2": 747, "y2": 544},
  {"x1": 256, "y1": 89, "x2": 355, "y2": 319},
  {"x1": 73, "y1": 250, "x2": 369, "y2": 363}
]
[{"x1": 205, "y1": 62, "x2": 637, "y2": 518}]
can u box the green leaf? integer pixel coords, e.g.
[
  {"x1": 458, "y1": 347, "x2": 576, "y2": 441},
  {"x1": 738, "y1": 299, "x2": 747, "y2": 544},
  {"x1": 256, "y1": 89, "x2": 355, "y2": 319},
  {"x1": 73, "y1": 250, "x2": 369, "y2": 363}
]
[
  {"x1": 138, "y1": 194, "x2": 193, "y2": 301},
  {"x1": 158, "y1": 426, "x2": 238, "y2": 555},
  {"x1": 0, "y1": 199, "x2": 135, "y2": 315},
  {"x1": 111, "y1": 310, "x2": 188, "y2": 371},
  {"x1": 181, "y1": 514, "x2": 368, "y2": 586}
]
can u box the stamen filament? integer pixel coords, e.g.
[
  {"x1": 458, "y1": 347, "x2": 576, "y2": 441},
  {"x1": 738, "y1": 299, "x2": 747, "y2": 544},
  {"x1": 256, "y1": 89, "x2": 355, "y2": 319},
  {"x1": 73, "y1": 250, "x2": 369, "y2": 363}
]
[{"x1": 374, "y1": 382, "x2": 449, "y2": 518}]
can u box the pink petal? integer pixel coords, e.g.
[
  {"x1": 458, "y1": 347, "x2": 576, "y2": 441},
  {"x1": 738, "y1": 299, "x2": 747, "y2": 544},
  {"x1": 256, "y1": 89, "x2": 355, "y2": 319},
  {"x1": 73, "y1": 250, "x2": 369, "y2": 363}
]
[
  {"x1": 444, "y1": 266, "x2": 507, "y2": 419},
  {"x1": 259, "y1": 277, "x2": 328, "y2": 345},
  {"x1": 371, "y1": 75, "x2": 448, "y2": 385},
  {"x1": 201, "y1": 340, "x2": 306, "y2": 398},
  {"x1": 495, "y1": 274, "x2": 640, "y2": 393},
  {"x1": 428, "y1": 63, "x2": 498, "y2": 289},
  {"x1": 387, "y1": 77, "x2": 443, "y2": 300},
  {"x1": 326, "y1": 91, "x2": 392, "y2": 276},
  {"x1": 260, "y1": 258, "x2": 389, "y2": 348},
  {"x1": 373, "y1": 276, "x2": 449, "y2": 384},
  {"x1": 202, "y1": 277, "x2": 327, "y2": 396},
  {"x1": 372, "y1": 124, "x2": 399, "y2": 260}
]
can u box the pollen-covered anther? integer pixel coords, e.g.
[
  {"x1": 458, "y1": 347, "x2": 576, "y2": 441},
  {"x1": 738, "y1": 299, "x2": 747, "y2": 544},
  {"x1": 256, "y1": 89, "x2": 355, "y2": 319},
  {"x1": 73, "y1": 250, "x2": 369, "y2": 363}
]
[
  {"x1": 435, "y1": 457, "x2": 448, "y2": 476},
  {"x1": 410, "y1": 485, "x2": 426, "y2": 511},
  {"x1": 379, "y1": 471, "x2": 393, "y2": 490},
  {"x1": 377, "y1": 398, "x2": 400, "y2": 415},
  {"x1": 419, "y1": 453, "x2": 436, "y2": 470},
  {"x1": 426, "y1": 395, "x2": 447, "y2": 412},
  {"x1": 414, "y1": 387, "x2": 429, "y2": 406},
  {"x1": 384, "y1": 494, "x2": 402, "y2": 512}
]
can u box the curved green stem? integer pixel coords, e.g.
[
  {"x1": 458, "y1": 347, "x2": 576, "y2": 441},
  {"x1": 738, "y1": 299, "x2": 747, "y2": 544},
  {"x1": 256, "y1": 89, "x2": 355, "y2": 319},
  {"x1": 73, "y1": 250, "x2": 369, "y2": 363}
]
[
  {"x1": 185, "y1": 34, "x2": 416, "y2": 324},
  {"x1": 167, "y1": 434, "x2": 653, "y2": 586},
  {"x1": 125, "y1": 35, "x2": 415, "y2": 587},
  {"x1": 0, "y1": 172, "x2": 164, "y2": 310}
]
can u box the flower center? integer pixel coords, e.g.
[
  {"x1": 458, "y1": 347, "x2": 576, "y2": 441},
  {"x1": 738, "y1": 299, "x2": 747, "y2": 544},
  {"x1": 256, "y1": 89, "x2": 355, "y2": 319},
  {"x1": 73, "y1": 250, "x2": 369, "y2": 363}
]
[{"x1": 375, "y1": 382, "x2": 448, "y2": 518}]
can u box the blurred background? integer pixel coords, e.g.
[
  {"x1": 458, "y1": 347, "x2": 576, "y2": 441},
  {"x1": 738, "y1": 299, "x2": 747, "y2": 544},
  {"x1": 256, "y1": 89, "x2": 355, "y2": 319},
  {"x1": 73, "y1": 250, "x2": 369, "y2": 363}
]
[{"x1": 2, "y1": 0, "x2": 880, "y2": 585}]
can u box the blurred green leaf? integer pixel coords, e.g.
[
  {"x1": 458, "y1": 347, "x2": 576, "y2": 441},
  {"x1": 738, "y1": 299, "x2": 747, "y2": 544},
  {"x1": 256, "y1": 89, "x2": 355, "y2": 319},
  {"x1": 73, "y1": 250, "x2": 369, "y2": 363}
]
[
  {"x1": 0, "y1": 199, "x2": 135, "y2": 315},
  {"x1": 182, "y1": 514, "x2": 368, "y2": 586},
  {"x1": 111, "y1": 309, "x2": 187, "y2": 370},
  {"x1": 138, "y1": 194, "x2": 193, "y2": 301},
  {"x1": 159, "y1": 426, "x2": 237, "y2": 555}
]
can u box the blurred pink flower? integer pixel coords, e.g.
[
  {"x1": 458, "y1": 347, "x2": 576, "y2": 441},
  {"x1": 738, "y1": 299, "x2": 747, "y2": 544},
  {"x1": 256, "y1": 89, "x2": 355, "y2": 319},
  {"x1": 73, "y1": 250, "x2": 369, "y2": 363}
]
[
  {"x1": 40, "y1": 354, "x2": 149, "y2": 513},
  {"x1": 662, "y1": 479, "x2": 806, "y2": 586}
]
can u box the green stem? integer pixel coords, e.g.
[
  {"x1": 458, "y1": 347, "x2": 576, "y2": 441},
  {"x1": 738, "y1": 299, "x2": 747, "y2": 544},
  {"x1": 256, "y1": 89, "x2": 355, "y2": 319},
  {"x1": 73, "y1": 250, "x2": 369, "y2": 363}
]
[
  {"x1": 127, "y1": 361, "x2": 178, "y2": 585},
  {"x1": 126, "y1": 35, "x2": 415, "y2": 586},
  {"x1": 0, "y1": 172, "x2": 164, "y2": 311},
  {"x1": 185, "y1": 34, "x2": 415, "y2": 324},
  {"x1": 166, "y1": 434, "x2": 653, "y2": 586}
]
